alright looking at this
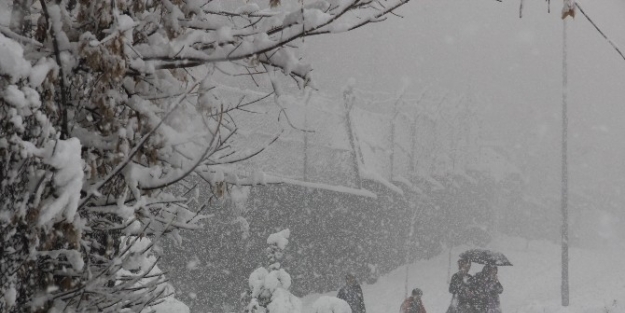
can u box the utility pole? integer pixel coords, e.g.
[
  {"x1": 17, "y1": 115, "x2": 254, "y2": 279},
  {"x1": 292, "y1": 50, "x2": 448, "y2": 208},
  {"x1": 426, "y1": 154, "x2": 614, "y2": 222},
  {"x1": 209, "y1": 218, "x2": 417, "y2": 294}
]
[{"x1": 561, "y1": 17, "x2": 570, "y2": 307}]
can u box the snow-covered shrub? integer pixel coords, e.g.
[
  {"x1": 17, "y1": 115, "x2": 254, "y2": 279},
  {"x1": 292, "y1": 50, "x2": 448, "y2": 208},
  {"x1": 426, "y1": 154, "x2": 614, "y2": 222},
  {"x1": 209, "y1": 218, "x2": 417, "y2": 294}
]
[
  {"x1": 0, "y1": 0, "x2": 408, "y2": 311},
  {"x1": 312, "y1": 296, "x2": 352, "y2": 313},
  {"x1": 246, "y1": 229, "x2": 301, "y2": 313}
]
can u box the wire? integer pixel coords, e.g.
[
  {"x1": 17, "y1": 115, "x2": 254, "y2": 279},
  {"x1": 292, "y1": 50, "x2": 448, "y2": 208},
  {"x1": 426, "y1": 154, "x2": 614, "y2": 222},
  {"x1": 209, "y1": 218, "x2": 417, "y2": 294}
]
[{"x1": 575, "y1": 3, "x2": 625, "y2": 62}]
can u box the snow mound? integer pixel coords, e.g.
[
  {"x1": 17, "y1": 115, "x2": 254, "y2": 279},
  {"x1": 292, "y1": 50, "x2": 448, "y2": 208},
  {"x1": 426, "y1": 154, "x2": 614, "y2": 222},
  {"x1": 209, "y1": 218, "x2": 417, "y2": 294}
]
[
  {"x1": 268, "y1": 229, "x2": 290, "y2": 249},
  {"x1": 312, "y1": 296, "x2": 352, "y2": 313}
]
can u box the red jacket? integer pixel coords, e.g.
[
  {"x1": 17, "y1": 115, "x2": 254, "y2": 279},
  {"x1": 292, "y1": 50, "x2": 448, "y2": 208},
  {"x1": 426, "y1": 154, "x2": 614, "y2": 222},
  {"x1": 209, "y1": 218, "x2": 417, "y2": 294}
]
[{"x1": 400, "y1": 297, "x2": 426, "y2": 313}]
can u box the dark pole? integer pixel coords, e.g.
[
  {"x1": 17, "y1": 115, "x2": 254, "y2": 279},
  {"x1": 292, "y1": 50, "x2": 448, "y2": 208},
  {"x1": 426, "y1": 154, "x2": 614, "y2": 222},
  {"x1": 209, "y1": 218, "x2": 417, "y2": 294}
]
[{"x1": 561, "y1": 18, "x2": 570, "y2": 307}]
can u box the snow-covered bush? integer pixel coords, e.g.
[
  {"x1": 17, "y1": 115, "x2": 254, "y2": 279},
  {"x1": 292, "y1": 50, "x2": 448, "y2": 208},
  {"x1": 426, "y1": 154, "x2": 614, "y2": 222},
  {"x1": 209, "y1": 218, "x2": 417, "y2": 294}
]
[
  {"x1": 246, "y1": 229, "x2": 301, "y2": 313},
  {"x1": 0, "y1": 0, "x2": 408, "y2": 311},
  {"x1": 312, "y1": 296, "x2": 352, "y2": 313}
]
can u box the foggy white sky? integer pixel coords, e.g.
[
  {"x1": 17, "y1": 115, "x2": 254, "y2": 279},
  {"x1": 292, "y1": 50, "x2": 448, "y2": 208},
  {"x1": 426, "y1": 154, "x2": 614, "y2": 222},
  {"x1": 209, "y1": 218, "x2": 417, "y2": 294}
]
[{"x1": 304, "y1": 0, "x2": 625, "y2": 214}]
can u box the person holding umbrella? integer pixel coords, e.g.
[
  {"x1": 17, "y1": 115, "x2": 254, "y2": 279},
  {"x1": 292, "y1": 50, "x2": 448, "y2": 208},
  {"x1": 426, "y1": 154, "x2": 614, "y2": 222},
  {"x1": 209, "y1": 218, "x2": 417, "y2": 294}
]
[
  {"x1": 470, "y1": 265, "x2": 503, "y2": 313},
  {"x1": 458, "y1": 249, "x2": 511, "y2": 313},
  {"x1": 446, "y1": 258, "x2": 475, "y2": 313}
]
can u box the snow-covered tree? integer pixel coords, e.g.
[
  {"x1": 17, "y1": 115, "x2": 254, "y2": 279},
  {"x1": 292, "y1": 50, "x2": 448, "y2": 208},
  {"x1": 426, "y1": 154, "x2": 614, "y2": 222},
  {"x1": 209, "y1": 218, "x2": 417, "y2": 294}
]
[
  {"x1": 0, "y1": 0, "x2": 409, "y2": 312},
  {"x1": 246, "y1": 229, "x2": 301, "y2": 313}
]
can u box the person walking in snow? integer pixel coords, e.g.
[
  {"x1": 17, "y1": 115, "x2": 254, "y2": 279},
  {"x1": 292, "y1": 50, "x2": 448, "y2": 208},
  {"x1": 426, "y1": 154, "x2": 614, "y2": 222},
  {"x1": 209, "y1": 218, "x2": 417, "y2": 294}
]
[
  {"x1": 400, "y1": 288, "x2": 427, "y2": 313},
  {"x1": 447, "y1": 258, "x2": 475, "y2": 313},
  {"x1": 337, "y1": 273, "x2": 366, "y2": 313},
  {"x1": 470, "y1": 265, "x2": 503, "y2": 313}
]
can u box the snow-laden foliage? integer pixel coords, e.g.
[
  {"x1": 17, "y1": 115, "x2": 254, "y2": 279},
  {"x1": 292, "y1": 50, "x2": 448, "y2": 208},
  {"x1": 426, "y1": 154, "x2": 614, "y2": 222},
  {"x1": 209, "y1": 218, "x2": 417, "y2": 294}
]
[
  {"x1": 0, "y1": 0, "x2": 408, "y2": 312},
  {"x1": 246, "y1": 229, "x2": 301, "y2": 313}
]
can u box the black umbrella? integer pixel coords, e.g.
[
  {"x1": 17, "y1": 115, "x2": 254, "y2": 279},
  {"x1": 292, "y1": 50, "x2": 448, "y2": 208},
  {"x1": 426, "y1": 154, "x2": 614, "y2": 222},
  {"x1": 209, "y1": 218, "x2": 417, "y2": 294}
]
[{"x1": 459, "y1": 249, "x2": 513, "y2": 266}]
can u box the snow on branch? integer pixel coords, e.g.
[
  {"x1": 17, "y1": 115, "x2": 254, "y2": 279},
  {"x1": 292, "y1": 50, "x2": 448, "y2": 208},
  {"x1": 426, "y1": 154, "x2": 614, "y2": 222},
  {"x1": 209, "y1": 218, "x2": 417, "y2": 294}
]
[
  {"x1": 139, "y1": 0, "x2": 409, "y2": 81},
  {"x1": 36, "y1": 138, "x2": 84, "y2": 225}
]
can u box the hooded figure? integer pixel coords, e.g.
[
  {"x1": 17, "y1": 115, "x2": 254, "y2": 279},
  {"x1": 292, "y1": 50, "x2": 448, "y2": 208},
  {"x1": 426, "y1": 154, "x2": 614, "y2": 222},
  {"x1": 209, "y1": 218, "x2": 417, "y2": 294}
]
[
  {"x1": 447, "y1": 258, "x2": 475, "y2": 313},
  {"x1": 337, "y1": 273, "x2": 366, "y2": 313},
  {"x1": 400, "y1": 288, "x2": 427, "y2": 313}
]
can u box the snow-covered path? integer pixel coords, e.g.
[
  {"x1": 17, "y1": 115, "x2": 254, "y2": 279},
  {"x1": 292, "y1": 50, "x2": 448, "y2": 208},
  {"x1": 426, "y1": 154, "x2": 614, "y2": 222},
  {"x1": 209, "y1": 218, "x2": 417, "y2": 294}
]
[{"x1": 302, "y1": 236, "x2": 624, "y2": 313}]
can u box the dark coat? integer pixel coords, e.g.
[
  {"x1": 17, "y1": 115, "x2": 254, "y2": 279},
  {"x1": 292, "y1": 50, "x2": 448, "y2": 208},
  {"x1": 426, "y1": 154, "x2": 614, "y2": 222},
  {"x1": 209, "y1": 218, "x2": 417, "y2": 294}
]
[
  {"x1": 400, "y1": 296, "x2": 426, "y2": 313},
  {"x1": 447, "y1": 272, "x2": 475, "y2": 313},
  {"x1": 469, "y1": 271, "x2": 503, "y2": 311},
  {"x1": 449, "y1": 272, "x2": 473, "y2": 306},
  {"x1": 337, "y1": 284, "x2": 366, "y2": 313}
]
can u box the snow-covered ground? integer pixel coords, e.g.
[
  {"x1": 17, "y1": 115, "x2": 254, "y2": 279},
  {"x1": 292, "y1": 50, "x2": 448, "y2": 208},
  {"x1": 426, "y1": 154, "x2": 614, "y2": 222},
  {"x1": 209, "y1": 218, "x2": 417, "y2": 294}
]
[{"x1": 302, "y1": 235, "x2": 624, "y2": 313}]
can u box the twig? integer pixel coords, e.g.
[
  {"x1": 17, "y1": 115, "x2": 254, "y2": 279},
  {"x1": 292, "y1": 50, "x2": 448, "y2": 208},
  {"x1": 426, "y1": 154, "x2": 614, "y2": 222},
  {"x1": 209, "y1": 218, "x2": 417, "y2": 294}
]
[
  {"x1": 0, "y1": 25, "x2": 43, "y2": 47},
  {"x1": 204, "y1": 130, "x2": 283, "y2": 165},
  {"x1": 139, "y1": 104, "x2": 226, "y2": 190}
]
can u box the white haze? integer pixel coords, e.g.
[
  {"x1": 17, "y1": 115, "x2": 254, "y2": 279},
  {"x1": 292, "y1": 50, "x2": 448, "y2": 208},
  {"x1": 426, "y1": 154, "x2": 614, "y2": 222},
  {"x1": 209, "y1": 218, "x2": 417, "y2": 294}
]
[{"x1": 304, "y1": 0, "x2": 625, "y2": 242}]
